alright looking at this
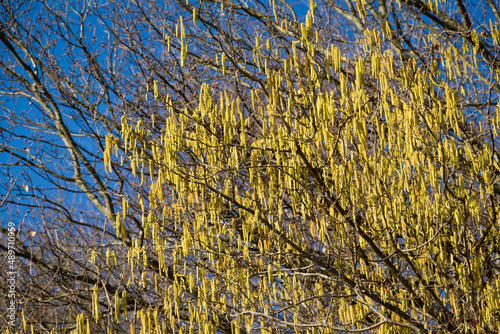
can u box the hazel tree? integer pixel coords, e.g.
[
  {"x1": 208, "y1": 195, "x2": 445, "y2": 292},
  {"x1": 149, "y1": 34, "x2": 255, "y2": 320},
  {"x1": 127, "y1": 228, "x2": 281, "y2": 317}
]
[
  {"x1": 105, "y1": 1, "x2": 500, "y2": 333},
  {"x1": 2, "y1": 0, "x2": 500, "y2": 333}
]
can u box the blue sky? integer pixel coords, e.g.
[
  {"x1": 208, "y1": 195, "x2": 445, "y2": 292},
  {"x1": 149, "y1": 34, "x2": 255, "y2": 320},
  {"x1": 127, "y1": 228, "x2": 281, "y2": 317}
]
[{"x1": 1, "y1": 0, "x2": 497, "y2": 231}]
